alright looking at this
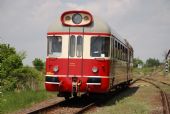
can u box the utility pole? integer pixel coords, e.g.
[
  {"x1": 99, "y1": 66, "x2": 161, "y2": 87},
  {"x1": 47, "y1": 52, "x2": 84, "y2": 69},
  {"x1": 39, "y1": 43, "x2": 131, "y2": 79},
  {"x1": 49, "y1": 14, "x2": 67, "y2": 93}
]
[
  {"x1": 165, "y1": 49, "x2": 170, "y2": 75},
  {"x1": 165, "y1": 60, "x2": 169, "y2": 73}
]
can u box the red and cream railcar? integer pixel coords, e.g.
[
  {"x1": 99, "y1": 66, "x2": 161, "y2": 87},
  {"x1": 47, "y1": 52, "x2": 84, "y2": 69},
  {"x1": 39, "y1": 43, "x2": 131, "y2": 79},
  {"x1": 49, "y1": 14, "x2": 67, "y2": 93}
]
[{"x1": 45, "y1": 10, "x2": 133, "y2": 99}]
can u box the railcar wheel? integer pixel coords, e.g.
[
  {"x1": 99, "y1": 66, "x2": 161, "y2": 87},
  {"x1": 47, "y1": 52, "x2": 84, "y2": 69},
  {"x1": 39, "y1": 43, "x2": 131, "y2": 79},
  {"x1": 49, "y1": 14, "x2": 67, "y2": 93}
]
[
  {"x1": 64, "y1": 96, "x2": 70, "y2": 100},
  {"x1": 73, "y1": 92, "x2": 77, "y2": 97}
]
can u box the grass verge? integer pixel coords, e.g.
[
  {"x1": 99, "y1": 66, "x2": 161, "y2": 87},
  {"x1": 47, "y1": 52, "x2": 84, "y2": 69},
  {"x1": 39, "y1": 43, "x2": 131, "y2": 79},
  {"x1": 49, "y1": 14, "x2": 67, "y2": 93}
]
[
  {"x1": 92, "y1": 84, "x2": 160, "y2": 114},
  {"x1": 95, "y1": 98, "x2": 149, "y2": 114},
  {"x1": 0, "y1": 89, "x2": 55, "y2": 114}
]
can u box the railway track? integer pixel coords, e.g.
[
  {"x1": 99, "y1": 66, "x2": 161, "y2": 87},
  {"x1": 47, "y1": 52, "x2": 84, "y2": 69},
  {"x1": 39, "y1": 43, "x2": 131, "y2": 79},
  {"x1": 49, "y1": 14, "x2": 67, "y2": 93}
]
[
  {"x1": 145, "y1": 77, "x2": 170, "y2": 86},
  {"x1": 21, "y1": 87, "x2": 127, "y2": 114},
  {"x1": 137, "y1": 78, "x2": 170, "y2": 114},
  {"x1": 25, "y1": 96, "x2": 96, "y2": 114},
  {"x1": 18, "y1": 77, "x2": 170, "y2": 114}
]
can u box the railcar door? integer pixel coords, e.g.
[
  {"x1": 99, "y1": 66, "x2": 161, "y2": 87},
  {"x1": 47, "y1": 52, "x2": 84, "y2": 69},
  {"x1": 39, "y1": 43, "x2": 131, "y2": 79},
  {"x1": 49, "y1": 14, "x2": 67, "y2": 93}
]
[{"x1": 68, "y1": 27, "x2": 84, "y2": 77}]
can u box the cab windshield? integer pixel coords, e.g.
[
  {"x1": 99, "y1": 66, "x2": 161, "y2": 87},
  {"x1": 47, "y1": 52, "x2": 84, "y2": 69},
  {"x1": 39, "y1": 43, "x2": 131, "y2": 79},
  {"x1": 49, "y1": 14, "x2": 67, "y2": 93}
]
[
  {"x1": 90, "y1": 37, "x2": 110, "y2": 57},
  {"x1": 47, "y1": 36, "x2": 62, "y2": 56}
]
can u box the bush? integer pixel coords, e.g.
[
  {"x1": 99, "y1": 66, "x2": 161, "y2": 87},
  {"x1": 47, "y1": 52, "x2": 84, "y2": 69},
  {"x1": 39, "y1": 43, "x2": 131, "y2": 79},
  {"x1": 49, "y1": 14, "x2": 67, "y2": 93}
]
[
  {"x1": 10, "y1": 67, "x2": 43, "y2": 91},
  {"x1": 1, "y1": 54, "x2": 23, "y2": 73},
  {"x1": 145, "y1": 58, "x2": 160, "y2": 67},
  {"x1": 0, "y1": 44, "x2": 24, "y2": 91},
  {"x1": 0, "y1": 44, "x2": 43, "y2": 92},
  {"x1": 133, "y1": 58, "x2": 143, "y2": 68},
  {"x1": 0, "y1": 44, "x2": 16, "y2": 63},
  {"x1": 32, "y1": 58, "x2": 44, "y2": 71}
]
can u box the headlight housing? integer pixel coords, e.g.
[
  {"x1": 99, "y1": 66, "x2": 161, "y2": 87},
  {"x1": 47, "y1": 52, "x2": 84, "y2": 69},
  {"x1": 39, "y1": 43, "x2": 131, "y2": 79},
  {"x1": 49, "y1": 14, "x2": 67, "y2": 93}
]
[
  {"x1": 92, "y1": 66, "x2": 98, "y2": 73},
  {"x1": 53, "y1": 66, "x2": 59, "y2": 72},
  {"x1": 72, "y1": 13, "x2": 82, "y2": 24}
]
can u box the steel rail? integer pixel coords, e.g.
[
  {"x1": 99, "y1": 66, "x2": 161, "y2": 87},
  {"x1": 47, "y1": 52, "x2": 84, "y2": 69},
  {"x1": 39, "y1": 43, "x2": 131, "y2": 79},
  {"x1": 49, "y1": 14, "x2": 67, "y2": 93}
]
[{"x1": 138, "y1": 78, "x2": 170, "y2": 114}]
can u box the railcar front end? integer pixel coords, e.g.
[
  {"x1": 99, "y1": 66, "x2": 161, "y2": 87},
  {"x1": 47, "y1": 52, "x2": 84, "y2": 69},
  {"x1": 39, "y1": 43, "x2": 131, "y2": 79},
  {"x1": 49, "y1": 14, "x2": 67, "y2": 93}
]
[{"x1": 45, "y1": 11, "x2": 112, "y2": 98}]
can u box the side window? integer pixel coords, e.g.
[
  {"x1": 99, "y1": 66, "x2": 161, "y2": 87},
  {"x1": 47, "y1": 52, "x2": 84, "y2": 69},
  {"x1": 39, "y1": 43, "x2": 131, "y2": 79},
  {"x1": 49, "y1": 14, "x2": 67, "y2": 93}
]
[
  {"x1": 118, "y1": 43, "x2": 120, "y2": 59},
  {"x1": 115, "y1": 40, "x2": 118, "y2": 58},
  {"x1": 130, "y1": 50, "x2": 133, "y2": 63},
  {"x1": 125, "y1": 48, "x2": 128, "y2": 61},
  {"x1": 120, "y1": 45, "x2": 123, "y2": 60},
  {"x1": 112, "y1": 38, "x2": 114, "y2": 58},
  {"x1": 123, "y1": 46, "x2": 124, "y2": 60}
]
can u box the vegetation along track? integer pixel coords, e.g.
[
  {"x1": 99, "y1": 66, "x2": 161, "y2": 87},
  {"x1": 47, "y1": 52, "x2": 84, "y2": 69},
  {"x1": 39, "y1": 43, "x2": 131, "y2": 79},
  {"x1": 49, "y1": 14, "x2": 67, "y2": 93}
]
[
  {"x1": 23, "y1": 87, "x2": 128, "y2": 114},
  {"x1": 145, "y1": 77, "x2": 170, "y2": 87},
  {"x1": 24, "y1": 96, "x2": 96, "y2": 114},
  {"x1": 137, "y1": 77, "x2": 170, "y2": 114},
  {"x1": 20, "y1": 78, "x2": 170, "y2": 114}
]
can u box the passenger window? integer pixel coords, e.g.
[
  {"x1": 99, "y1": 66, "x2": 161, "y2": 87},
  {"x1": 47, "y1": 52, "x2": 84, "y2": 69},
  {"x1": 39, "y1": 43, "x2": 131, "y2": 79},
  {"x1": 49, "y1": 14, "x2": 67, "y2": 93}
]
[
  {"x1": 118, "y1": 43, "x2": 120, "y2": 59},
  {"x1": 125, "y1": 48, "x2": 128, "y2": 61},
  {"x1": 130, "y1": 51, "x2": 133, "y2": 63},
  {"x1": 115, "y1": 41, "x2": 118, "y2": 58},
  {"x1": 123, "y1": 47, "x2": 125, "y2": 60},
  {"x1": 121, "y1": 45, "x2": 123, "y2": 60}
]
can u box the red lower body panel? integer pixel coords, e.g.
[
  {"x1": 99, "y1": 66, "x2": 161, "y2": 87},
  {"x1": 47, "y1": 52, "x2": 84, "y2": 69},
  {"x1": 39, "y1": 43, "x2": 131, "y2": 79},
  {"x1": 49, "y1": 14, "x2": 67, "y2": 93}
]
[
  {"x1": 45, "y1": 76, "x2": 109, "y2": 93},
  {"x1": 45, "y1": 58, "x2": 110, "y2": 93}
]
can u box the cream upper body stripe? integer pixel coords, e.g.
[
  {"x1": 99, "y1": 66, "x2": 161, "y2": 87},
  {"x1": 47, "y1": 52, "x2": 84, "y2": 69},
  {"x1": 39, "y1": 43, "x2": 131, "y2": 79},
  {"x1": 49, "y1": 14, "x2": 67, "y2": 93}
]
[{"x1": 45, "y1": 82, "x2": 60, "y2": 84}]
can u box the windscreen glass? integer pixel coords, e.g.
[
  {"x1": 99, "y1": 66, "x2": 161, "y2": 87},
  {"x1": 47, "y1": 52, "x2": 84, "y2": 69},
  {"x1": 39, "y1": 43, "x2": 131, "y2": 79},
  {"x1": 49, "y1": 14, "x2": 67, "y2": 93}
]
[
  {"x1": 48, "y1": 36, "x2": 62, "y2": 56},
  {"x1": 69, "y1": 35, "x2": 76, "y2": 57},
  {"x1": 76, "y1": 35, "x2": 83, "y2": 57},
  {"x1": 90, "y1": 37, "x2": 110, "y2": 57}
]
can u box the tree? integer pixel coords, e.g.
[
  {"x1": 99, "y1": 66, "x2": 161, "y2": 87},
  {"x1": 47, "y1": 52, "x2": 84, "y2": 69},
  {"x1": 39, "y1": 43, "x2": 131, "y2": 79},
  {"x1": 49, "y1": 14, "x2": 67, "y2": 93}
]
[
  {"x1": 145, "y1": 58, "x2": 160, "y2": 67},
  {"x1": 32, "y1": 58, "x2": 44, "y2": 71},
  {"x1": 0, "y1": 44, "x2": 43, "y2": 91},
  {"x1": 0, "y1": 44, "x2": 24, "y2": 91},
  {"x1": 133, "y1": 58, "x2": 144, "y2": 68},
  {"x1": 0, "y1": 44, "x2": 16, "y2": 63},
  {"x1": 2, "y1": 54, "x2": 23, "y2": 73}
]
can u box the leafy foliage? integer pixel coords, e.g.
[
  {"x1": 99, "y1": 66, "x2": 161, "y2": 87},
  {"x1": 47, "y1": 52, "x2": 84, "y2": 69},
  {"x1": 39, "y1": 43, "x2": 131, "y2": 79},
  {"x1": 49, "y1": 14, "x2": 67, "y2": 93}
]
[
  {"x1": 133, "y1": 58, "x2": 144, "y2": 68},
  {"x1": 32, "y1": 58, "x2": 44, "y2": 71},
  {"x1": 10, "y1": 67, "x2": 42, "y2": 91},
  {"x1": 0, "y1": 44, "x2": 42, "y2": 92},
  {"x1": 0, "y1": 44, "x2": 23, "y2": 91},
  {"x1": 145, "y1": 58, "x2": 160, "y2": 67},
  {"x1": 1, "y1": 54, "x2": 23, "y2": 73},
  {"x1": 0, "y1": 44, "x2": 16, "y2": 63}
]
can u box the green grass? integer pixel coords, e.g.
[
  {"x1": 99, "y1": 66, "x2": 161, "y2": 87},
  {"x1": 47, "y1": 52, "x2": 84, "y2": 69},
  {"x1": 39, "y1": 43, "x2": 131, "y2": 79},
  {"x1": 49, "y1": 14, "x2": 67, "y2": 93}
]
[
  {"x1": 91, "y1": 85, "x2": 155, "y2": 114},
  {"x1": 92, "y1": 92, "x2": 150, "y2": 114},
  {"x1": 0, "y1": 89, "x2": 55, "y2": 114},
  {"x1": 94, "y1": 98, "x2": 149, "y2": 114},
  {"x1": 133, "y1": 66, "x2": 163, "y2": 77}
]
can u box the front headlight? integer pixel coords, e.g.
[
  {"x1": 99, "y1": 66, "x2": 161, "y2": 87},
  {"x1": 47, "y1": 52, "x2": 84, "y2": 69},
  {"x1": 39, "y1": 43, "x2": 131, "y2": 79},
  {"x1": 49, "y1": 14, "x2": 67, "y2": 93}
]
[
  {"x1": 92, "y1": 66, "x2": 98, "y2": 73},
  {"x1": 72, "y1": 13, "x2": 82, "y2": 24},
  {"x1": 53, "y1": 66, "x2": 59, "y2": 72}
]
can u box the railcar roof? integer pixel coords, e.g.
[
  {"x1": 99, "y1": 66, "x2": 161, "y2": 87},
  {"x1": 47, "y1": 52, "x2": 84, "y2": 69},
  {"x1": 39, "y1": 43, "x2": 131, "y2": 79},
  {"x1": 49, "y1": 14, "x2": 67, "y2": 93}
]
[
  {"x1": 47, "y1": 13, "x2": 133, "y2": 50},
  {"x1": 47, "y1": 16, "x2": 111, "y2": 34},
  {"x1": 111, "y1": 29, "x2": 126, "y2": 44},
  {"x1": 111, "y1": 29, "x2": 133, "y2": 50}
]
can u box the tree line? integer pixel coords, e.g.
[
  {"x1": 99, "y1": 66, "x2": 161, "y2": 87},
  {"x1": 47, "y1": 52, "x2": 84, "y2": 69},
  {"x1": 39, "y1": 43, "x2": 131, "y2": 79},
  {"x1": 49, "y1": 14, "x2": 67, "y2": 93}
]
[{"x1": 133, "y1": 58, "x2": 161, "y2": 68}]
